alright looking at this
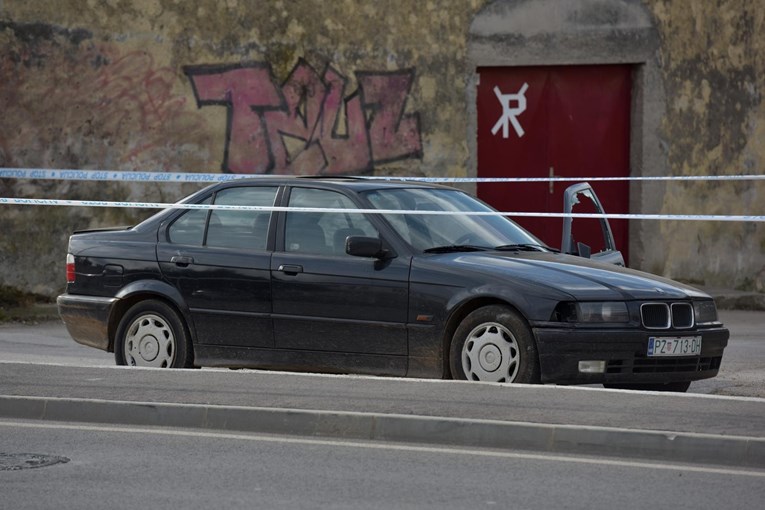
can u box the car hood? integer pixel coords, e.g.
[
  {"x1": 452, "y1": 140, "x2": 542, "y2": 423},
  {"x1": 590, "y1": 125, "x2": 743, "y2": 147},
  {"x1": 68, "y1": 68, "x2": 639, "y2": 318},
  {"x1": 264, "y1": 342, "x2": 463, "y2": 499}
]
[{"x1": 418, "y1": 251, "x2": 710, "y2": 301}]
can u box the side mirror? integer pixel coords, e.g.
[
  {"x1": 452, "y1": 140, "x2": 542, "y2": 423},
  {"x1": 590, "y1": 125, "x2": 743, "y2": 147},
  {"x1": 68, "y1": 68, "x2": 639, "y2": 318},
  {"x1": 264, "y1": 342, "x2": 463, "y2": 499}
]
[{"x1": 346, "y1": 236, "x2": 390, "y2": 259}]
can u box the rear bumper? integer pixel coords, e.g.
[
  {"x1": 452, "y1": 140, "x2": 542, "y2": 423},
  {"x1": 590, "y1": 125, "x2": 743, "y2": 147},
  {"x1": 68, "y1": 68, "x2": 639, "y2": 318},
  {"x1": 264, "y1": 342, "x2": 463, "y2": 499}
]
[
  {"x1": 57, "y1": 294, "x2": 118, "y2": 351},
  {"x1": 533, "y1": 326, "x2": 729, "y2": 385}
]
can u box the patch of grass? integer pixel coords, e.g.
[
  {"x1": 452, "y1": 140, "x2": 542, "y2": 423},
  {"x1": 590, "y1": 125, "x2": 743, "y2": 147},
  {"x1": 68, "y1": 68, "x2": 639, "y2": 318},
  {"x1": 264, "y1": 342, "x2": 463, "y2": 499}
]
[
  {"x1": 0, "y1": 285, "x2": 37, "y2": 308},
  {"x1": 0, "y1": 303, "x2": 60, "y2": 324},
  {"x1": 735, "y1": 278, "x2": 756, "y2": 293},
  {"x1": 0, "y1": 285, "x2": 56, "y2": 324}
]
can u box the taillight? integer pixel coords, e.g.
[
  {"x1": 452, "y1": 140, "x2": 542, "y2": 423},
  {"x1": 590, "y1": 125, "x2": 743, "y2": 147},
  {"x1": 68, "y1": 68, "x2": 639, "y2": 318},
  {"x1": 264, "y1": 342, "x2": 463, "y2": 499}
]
[{"x1": 66, "y1": 254, "x2": 75, "y2": 283}]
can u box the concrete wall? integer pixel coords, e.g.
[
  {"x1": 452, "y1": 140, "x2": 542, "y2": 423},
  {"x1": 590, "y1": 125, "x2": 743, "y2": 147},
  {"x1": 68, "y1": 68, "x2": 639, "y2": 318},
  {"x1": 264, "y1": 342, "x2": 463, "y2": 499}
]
[
  {"x1": 649, "y1": 0, "x2": 765, "y2": 291},
  {"x1": 0, "y1": 0, "x2": 762, "y2": 297},
  {"x1": 0, "y1": 0, "x2": 482, "y2": 296}
]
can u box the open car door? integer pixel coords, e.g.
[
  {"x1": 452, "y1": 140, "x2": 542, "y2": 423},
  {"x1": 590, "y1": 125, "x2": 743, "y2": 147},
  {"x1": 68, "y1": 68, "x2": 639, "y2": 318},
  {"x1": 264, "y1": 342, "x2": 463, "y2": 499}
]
[{"x1": 561, "y1": 183, "x2": 625, "y2": 266}]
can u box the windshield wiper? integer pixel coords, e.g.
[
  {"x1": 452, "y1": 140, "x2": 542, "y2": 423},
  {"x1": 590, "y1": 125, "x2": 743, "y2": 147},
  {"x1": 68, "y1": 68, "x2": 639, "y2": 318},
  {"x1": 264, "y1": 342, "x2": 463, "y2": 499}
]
[
  {"x1": 493, "y1": 244, "x2": 552, "y2": 252},
  {"x1": 423, "y1": 245, "x2": 489, "y2": 253}
]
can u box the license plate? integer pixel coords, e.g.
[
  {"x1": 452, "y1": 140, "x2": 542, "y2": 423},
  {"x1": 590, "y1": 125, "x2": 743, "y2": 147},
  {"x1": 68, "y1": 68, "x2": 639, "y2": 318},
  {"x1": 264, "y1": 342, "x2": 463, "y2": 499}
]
[{"x1": 648, "y1": 336, "x2": 702, "y2": 357}]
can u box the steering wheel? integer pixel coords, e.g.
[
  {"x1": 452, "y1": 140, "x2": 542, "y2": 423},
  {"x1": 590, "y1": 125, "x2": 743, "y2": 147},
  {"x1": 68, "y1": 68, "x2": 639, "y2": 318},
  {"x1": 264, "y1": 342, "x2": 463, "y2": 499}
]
[{"x1": 454, "y1": 233, "x2": 479, "y2": 245}]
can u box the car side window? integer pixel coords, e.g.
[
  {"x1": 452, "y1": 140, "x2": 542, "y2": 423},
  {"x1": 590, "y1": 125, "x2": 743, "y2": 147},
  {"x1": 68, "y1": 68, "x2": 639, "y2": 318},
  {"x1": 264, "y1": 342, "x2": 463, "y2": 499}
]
[
  {"x1": 285, "y1": 188, "x2": 378, "y2": 255},
  {"x1": 206, "y1": 187, "x2": 278, "y2": 250},
  {"x1": 167, "y1": 197, "x2": 212, "y2": 246}
]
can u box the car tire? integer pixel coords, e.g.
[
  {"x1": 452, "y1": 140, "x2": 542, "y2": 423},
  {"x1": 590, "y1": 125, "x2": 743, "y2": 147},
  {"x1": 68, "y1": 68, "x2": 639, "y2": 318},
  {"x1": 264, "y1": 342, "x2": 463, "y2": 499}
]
[
  {"x1": 603, "y1": 381, "x2": 691, "y2": 392},
  {"x1": 115, "y1": 300, "x2": 193, "y2": 369},
  {"x1": 450, "y1": 305, "x2": 540, "y2": 384}
]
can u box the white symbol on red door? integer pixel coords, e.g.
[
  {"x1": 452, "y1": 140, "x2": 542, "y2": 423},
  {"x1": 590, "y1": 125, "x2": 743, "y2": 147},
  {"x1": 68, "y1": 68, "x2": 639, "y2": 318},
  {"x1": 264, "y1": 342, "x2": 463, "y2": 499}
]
[{"x1": 491, "y1": 83, "x2": 529, "y2": 139}]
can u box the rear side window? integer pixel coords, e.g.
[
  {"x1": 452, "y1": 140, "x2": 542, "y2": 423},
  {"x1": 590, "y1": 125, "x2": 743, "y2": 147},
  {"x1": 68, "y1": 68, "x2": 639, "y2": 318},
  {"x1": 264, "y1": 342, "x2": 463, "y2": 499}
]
[
  {"x1": 206, "y1": 187, "x2": 278, "y2": 250},
  {"x1": 167, "y1": 187, "x2": 278, "y2": 249},
  {"x1": 167, "y1": 197, "x2": 211, "y2": 246}
]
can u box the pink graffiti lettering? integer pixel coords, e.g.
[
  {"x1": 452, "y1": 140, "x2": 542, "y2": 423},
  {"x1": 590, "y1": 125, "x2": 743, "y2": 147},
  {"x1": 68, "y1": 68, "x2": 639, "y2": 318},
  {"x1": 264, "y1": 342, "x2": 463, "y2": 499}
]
[
  {"x1": 357, "y1": 71, "x2": 422, "y2": 165},
  {"x1": 184, "y1": 60, "x2": 422, "y2": 175},
  {"x1": 186, "y1": 63, "x2": 281, "y2": 174},
  {"x1": 315, "y1": 66, "x2": 373, "y2": 175}
]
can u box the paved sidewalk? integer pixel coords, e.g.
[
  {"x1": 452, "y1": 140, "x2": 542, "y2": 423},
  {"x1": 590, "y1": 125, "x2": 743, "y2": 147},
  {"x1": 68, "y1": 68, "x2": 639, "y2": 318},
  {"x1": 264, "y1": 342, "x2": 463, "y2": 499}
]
[{"x1": 1, "y1": 362, "x2": 764, "y2": 468}]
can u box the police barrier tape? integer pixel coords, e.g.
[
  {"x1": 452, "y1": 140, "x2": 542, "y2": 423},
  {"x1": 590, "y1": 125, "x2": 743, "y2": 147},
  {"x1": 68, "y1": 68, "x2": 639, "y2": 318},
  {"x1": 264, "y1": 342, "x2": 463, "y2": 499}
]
[
  {"x1": 1, "y1": 197, "x2": 764, "y2": 222},
  {"x1": 2, "y1": 167, "x2": 765, "y2": 183}
]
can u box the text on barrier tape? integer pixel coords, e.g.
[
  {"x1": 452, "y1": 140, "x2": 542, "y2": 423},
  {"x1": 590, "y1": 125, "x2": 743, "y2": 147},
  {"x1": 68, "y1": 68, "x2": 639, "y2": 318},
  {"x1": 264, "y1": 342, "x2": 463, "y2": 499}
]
[{"x1": 1, "y1": 167, "x2": 765, "y2": 183}]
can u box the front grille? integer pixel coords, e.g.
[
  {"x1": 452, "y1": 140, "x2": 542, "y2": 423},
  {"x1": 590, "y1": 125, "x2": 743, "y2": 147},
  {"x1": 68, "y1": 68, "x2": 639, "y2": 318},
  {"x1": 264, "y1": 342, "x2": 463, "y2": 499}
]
[
  {"x1": 640, "y1": 302, "x2": 696, "y2": 329},
  {"x1": 671, "y1": 303, "x2": 694, "y2": 328},
  {"x1": 641, "y1": 303, "x2": 670, "y2": 329},
  {"x1": 606, "y1": 356, "x2": 722, "y2": 374}
]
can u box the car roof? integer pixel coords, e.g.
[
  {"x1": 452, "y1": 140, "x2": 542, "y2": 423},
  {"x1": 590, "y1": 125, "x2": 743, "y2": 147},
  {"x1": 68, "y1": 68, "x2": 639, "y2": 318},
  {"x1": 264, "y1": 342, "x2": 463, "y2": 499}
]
[{"x1": 133, "y1": 176, "x2": 461, "y2": 232}]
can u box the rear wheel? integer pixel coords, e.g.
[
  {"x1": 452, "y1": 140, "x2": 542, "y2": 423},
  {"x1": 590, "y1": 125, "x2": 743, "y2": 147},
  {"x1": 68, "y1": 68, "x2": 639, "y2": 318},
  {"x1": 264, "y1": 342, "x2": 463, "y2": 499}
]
[
  {"x1": 115, "y1": 300, "x2": 193, "y2": 368},
  {"x1": 603, "y1": 381, "x2": 691, "y2": 392},
  {"x1": 450, "y1": 305, "x2": 540, "y2": 384}
]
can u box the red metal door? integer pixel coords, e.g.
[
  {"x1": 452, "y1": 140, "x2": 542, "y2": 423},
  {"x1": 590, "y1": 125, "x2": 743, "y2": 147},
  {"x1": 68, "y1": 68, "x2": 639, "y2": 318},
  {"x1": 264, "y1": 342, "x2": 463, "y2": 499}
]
[{"x1": 476, "y1": 65, "x2": 631, "y2": 262}]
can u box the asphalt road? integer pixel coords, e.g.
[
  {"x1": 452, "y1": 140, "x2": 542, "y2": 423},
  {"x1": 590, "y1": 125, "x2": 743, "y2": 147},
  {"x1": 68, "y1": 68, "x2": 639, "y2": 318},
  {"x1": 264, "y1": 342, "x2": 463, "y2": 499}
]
[
  {"x1": 690, "y1": 310, "x2": 765, "y2": 397},
  {"x1": 2, "y1": 420, "x2": 764, "y2": 510}
]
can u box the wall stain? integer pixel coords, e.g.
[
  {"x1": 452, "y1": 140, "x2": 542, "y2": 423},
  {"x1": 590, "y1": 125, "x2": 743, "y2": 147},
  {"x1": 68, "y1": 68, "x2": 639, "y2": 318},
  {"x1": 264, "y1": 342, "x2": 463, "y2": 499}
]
[{"x1": 650, "y1": 0, "x2": 765, "y2": 290}]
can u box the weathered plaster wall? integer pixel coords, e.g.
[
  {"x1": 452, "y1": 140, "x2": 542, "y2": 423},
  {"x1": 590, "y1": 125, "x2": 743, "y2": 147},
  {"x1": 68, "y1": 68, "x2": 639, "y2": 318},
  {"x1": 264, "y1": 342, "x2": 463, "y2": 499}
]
[
  {"x1": 647, "y1": 0, "x2": 765, "y2": 290},
  {"x1": 0, "y1": 0, "x2": 482, "y2": 295},
  {"x1": 0, "y1": 0, "x2": 763, "y2": 297}
]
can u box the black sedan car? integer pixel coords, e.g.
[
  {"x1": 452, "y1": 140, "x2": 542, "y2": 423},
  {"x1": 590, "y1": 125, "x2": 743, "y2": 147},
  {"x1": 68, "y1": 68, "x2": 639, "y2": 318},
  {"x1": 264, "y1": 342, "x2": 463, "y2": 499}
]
[{"x1": 58, "y1": 177, "x2": 728, "y2": 391}]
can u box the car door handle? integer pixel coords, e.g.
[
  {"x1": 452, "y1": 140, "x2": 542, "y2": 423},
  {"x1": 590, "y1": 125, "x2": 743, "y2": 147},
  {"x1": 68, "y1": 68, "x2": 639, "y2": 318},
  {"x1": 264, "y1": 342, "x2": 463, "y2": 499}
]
[
  {"x1": 170, "y1": 255, "x2": 194, "y2": 267},
  {"x1": 278, "y1": 264, "x2": 303, "y2": 275}
]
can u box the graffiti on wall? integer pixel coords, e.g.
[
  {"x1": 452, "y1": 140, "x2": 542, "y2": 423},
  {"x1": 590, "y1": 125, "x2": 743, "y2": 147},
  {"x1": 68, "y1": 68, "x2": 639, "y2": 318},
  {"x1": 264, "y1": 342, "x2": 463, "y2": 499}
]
[
  {"x1": 184, "y1": 59, "x2": 422, "y2": 175},
  {"x1": 0, "y1": 38, "x2": 210, "y2": 172}
]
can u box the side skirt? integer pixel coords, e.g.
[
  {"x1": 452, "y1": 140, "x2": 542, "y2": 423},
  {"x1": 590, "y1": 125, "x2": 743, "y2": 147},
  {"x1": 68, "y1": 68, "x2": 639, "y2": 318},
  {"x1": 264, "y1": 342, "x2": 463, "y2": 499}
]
[{"x1": 195, "y1": 345, "x2": 407, "y2": 377}]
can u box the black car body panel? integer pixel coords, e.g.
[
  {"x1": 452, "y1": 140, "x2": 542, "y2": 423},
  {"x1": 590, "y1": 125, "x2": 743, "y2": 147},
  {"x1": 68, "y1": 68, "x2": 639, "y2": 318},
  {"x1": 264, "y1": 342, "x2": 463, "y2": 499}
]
[
  {"x1": 58, "y1": 177, "x2": 729, "y2": 386},
  {"x1": 534, "y1": 326, "x2": 727, "y2": 384},
  {"x1": 57, "y1": 294, "x2": 117, "y2": 350}
]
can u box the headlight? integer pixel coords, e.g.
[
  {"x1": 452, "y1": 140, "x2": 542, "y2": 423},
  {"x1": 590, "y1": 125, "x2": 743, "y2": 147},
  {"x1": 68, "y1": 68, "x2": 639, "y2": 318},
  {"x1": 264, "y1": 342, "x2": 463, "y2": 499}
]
[
  {"x1": 693, "y1": 300, "x2": 718, "y2": 324},
  {"x1": 577, "y1": 302, "x2": 630, "y2": 323},
  {"x1": 554, "y1": 302, "x2": 630, "y2": 323}
]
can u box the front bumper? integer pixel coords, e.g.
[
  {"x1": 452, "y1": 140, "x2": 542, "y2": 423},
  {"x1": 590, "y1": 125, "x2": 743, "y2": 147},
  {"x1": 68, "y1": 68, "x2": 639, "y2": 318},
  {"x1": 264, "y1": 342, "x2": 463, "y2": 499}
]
[
  {"x1": 57, "y1": 294, "x2": 118, "y2": 351},
  {"x1": 533, "y1": 325, "x2": 729, "y2": 385}
]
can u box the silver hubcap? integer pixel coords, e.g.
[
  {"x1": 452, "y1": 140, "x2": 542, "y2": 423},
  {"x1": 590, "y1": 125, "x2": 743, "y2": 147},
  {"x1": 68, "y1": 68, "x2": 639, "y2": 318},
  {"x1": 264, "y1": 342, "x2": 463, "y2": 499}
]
[
  {"x1": 461, "y1": 322, "x2": 520, "y2": 382},
  {"x1": 124, "y1": 314, "x2": 175, "y2": 368}
]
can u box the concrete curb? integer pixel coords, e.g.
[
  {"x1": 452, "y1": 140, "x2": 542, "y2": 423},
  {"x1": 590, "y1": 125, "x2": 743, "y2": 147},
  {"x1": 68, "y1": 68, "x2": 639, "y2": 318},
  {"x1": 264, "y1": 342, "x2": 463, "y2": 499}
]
[{"x1": 2, "y1": 395, "x2": 764, "y2": 469}]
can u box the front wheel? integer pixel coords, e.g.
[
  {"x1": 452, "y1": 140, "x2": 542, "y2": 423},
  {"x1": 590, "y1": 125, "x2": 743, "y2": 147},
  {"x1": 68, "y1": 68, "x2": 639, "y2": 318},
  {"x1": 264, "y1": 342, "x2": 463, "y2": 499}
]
[
  {"x1": 115, "y1": 300, "x2": 193, "y2": 369},
  {"x1": 450, "y1": 305, "x2": 540, "y2": 384}
]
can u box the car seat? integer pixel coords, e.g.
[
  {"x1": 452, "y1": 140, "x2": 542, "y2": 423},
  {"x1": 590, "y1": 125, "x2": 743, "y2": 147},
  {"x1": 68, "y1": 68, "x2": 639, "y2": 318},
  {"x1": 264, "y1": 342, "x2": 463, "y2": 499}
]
[{"x1": 285, "y1": 213, "x2": 330, "y2": 254}]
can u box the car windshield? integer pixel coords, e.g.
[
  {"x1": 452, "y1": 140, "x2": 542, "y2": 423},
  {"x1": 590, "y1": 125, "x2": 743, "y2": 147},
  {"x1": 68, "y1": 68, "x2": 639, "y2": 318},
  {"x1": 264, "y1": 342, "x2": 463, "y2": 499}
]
[{"x1": 362, "y1": 188, "x2": 546, "y2": 252}]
